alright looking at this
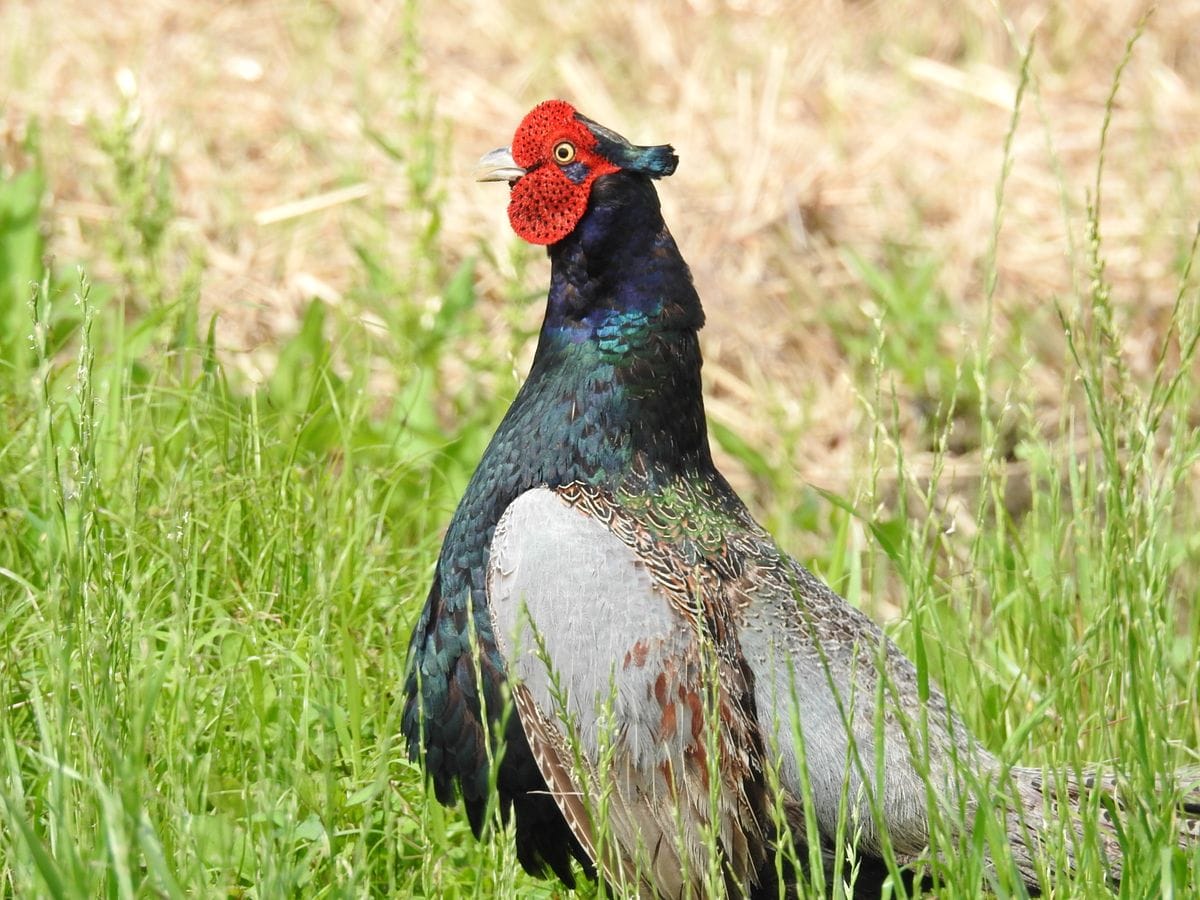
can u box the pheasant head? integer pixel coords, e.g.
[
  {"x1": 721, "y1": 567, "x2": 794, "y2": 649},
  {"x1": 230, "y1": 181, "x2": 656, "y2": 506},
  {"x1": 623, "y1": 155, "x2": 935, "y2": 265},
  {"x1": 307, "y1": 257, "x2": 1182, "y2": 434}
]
[{"x1": 477, "y1": 99, "x2": 678, "y2": 245}]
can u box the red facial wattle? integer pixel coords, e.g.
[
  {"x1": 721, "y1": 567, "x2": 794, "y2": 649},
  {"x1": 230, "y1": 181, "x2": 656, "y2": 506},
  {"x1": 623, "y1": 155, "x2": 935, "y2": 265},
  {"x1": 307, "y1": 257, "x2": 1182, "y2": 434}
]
[{"x1": 505, "y1": 100, "x2": 619, "y2": 245}]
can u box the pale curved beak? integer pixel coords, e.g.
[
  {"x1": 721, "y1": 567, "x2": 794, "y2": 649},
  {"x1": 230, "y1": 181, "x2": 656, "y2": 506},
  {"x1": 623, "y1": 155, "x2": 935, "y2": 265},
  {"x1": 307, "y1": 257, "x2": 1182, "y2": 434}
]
[{"x1": 475, "y1": 147, "x2": 526, "y2": 183}]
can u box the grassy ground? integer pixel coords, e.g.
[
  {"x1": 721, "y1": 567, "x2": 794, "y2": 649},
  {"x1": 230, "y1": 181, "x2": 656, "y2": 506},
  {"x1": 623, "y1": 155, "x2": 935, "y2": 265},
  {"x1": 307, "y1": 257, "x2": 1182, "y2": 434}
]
[{"x1": 2, "y1": 1, "x2": 1199, "y2": 896}]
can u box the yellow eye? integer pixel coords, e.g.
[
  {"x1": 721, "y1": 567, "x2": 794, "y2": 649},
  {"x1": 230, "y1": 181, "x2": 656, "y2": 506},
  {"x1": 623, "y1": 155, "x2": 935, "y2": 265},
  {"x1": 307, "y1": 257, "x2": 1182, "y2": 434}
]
[{"x1": 552, "y1": 141, "x2": 576, "y2": 164}]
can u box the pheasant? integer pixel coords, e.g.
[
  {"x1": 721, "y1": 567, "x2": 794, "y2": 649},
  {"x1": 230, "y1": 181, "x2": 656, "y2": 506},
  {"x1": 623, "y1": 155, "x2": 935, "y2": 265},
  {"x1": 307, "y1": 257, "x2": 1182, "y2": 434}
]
[{"x1": 401, "y1": 100, "x2": 1199, "y2": 896}]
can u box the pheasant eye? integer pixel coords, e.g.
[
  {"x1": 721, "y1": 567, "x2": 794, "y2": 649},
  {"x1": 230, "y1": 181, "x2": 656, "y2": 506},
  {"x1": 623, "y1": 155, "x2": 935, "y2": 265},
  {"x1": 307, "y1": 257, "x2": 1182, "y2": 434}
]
[{"x1": 552, "y1": 141, "x2": 576, "y2": 165}]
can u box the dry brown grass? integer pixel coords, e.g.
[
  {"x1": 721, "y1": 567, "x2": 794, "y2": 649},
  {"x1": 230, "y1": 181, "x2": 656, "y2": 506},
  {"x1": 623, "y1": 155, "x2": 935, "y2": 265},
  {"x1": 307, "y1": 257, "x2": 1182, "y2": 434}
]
[{"x1": 3, "y1": 0, "x2": 1198, "y2": 516}]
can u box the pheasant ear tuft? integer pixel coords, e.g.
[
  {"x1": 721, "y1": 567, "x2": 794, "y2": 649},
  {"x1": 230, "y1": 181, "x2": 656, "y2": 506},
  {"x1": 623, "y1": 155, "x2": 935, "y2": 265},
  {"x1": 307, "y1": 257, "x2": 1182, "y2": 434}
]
[
  {"x1": 575, "y1": 113, "x2": 678, "y2": 179},
  {"x1": 623, "y1": 144, "x2": 678, "y2": 179}
]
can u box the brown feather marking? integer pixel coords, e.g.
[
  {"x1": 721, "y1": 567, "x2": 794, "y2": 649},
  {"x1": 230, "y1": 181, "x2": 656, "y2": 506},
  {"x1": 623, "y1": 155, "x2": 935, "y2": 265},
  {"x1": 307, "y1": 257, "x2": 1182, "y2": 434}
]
[
  {"x1": 624, "y1": 638, "x2": 651, "y2": 669},
  {"x1": 684, "y1": 688, "x2": 705, "y2": 742}
]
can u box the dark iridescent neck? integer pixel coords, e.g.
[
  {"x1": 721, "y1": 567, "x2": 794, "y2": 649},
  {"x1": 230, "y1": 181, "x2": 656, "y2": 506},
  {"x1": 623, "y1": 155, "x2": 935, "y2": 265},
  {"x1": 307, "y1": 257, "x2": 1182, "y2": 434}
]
[
  {"x1": 516, "y1": 171, "x2": 713, "y2": 482},
  {"x1": 540, "y1": 172, "x2": 704, "y2": 337}
]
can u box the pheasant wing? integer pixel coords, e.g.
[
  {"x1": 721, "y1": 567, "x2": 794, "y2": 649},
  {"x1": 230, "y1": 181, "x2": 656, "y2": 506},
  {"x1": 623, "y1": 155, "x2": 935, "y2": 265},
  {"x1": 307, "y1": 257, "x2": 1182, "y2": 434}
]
[{"x1": 487, "y1": 486, "x2": 770, "y2": 896}]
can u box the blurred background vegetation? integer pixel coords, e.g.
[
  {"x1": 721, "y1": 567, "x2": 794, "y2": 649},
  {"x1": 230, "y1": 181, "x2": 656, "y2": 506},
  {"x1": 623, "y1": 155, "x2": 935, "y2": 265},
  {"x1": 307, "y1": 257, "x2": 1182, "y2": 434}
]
[
  {"x1": 4, "y1": 0, "x2": 1200, "y2": 527},
  {"x1": 1, "y1": 0, "x2": 1198, "y2": 895}
]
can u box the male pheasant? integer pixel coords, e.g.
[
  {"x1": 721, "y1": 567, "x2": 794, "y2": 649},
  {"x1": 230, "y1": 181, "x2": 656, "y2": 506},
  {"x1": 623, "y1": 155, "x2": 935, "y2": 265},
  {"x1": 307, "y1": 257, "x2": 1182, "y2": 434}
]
[{"x1": 402, "y1": 100, "x2": 1199, "y2": 897}]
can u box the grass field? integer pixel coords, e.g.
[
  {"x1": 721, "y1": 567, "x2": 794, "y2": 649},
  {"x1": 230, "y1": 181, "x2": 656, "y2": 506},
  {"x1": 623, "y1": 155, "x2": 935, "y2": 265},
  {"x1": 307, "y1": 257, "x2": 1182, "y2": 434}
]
[{"x1": 2, "y1": 1, "x2": 1200, "y2": 896}]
